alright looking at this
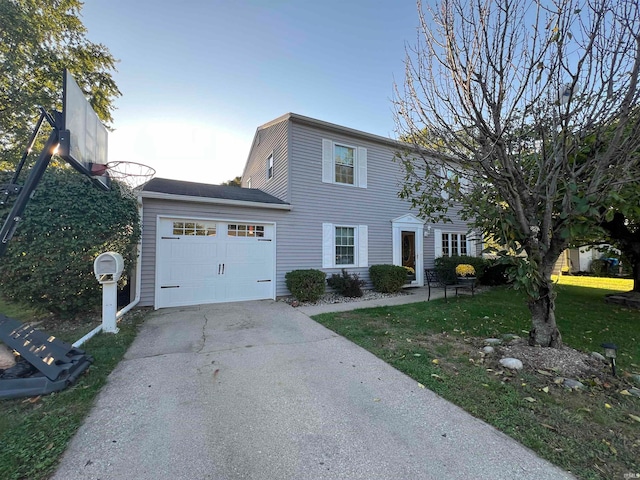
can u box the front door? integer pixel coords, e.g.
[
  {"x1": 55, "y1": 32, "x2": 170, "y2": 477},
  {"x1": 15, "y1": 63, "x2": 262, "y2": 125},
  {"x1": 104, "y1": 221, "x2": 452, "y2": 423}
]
[{"x1": 402, "y1": 231, "x2": 416, "y2": 282}]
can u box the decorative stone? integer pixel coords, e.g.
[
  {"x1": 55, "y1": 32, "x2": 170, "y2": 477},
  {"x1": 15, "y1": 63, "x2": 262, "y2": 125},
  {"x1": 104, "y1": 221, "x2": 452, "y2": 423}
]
[
  {"x1": 562, "y1": 378, "x2": 585, "y2": 390},
  {"x1": 590, "y1": 352, "x2": 606, "y2": 362},
  {"x1": 482, "y1": 346, "x2": 495, "y2": 354},
  {"x1": 502, "y1": 334, "x2": 520, "y2": 342},
  {"x1": 499, "y1": 357, "x2": 523, "y2": 370},
  {"x1": 484, "y1": 338, "x2": 502, "y2": 346},
  {"x1": 0, "y1": 343, "x2": 16, "y2": 370},
  {"x1": 630, "y1": 374, "x2": 640, "y2": 386},
  {"x1": 628, "y1": 388, "x2": 640, "y2": 398}
]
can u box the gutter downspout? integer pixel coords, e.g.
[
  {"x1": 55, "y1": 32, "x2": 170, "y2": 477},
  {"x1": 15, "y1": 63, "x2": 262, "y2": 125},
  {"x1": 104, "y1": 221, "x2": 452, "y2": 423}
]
[{"x1": 73, "y1": 196, "x2": 144, "y2": 348}]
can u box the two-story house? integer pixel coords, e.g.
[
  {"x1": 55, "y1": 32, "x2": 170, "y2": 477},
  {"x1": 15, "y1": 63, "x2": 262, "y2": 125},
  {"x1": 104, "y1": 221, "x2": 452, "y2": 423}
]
[{"x1": 137, "y1": 113, "x2": 478, "y2": 309}]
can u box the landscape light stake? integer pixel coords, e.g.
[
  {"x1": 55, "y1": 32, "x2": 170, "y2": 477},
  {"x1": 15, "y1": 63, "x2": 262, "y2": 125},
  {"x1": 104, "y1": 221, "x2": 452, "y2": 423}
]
[{"x1": 601, "y1": 343, "x2": 618, "y2": 377}]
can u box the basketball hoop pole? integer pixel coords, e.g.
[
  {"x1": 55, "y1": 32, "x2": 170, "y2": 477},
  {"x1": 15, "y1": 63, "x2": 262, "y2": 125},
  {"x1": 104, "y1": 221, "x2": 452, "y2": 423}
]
[{"x1": 0, "y1": 127, "x2": 59, "y2": 257}]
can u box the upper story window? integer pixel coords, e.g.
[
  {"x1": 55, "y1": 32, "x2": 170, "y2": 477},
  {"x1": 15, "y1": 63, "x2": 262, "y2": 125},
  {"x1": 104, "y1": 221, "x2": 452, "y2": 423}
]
[
  {"x1": 322, "y1": 139, "x2": 367, "y2": 188},
  {"x1": 334, "y1": 145, "x2": 355, "y2": 184},
  {"x1": 267, "y1": 153, "x2": 274, "y2": 180}
]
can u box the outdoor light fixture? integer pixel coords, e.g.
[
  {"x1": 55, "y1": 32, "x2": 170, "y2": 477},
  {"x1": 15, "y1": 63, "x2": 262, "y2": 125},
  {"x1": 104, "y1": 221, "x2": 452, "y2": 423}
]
[{"x1": 601, "y1": 342, "x2": 618, "y2": 377}]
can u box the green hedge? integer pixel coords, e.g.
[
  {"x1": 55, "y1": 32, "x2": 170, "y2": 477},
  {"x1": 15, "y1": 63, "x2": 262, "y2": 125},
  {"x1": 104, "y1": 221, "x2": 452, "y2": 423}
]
[
  {"x1": 327, "y1": 269, "x2": 365, "y2": 297},
  {"x1": 369, "y1": 264, "x2": 407, "y2": 293},
  {"x1": 0, "y1": 166, "x2": 140, "y2": 317},
  {"x1": 434, "y1": 255, "x2": 488, "y2": 284},
  {"x1": 285, "y1": 269, "x2": 326, "y2": 302}
]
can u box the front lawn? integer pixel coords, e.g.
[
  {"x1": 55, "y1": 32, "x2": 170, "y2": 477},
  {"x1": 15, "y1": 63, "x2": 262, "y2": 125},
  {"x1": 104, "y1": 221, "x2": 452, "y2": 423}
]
[
  {"x1": 0, "y1": 304, "x2": 146, "y2": 480},
  {"x1": 313, "y1": 285, "x2": 640, "y2": 480}
]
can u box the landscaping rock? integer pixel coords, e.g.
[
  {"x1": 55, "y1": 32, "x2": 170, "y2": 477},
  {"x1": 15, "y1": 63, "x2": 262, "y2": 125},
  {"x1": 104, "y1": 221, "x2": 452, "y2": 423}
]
[
  {"x1": 628, "y1": 388, "x2": 640, "y2": 398},
  {"x1": 562, "y1": 378, "x2": 585, "y2": 390},
  {"x1": 0, "y1": 343, "x2": 17, "y2": 370},
  {"x1": 590, "y1": 352, "x2": 606, "y2": 362},
  {"x1": 502, "y1": 334, "x2": 520, "y2": 342},
  {"x1": 484, "y1": 338, "x2": 502, "y2": 346},
  {"x1": 482, "y1": 346, "x2": 495, "y2": 354},
  {"x1": 630, "y1": 374, "x2": 640, "y2": 386},
  {"x1": 499, "y1": 357, "x2": 523, "y2": 370}
]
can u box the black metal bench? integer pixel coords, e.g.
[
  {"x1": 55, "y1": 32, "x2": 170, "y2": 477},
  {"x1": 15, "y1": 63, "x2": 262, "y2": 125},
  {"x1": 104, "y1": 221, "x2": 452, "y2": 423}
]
[
  {"x1": 424, "y1": 268, "x2": 450, "y2": 300},
  {"x1": 425, "y1": 268, "x2": 476, "y2": 300}
]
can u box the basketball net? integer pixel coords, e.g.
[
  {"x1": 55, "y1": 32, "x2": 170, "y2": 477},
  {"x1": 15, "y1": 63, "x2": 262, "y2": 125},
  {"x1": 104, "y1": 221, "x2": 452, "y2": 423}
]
[{"x1": 93, "y1": 161, "x2": 156, "y2": 196}]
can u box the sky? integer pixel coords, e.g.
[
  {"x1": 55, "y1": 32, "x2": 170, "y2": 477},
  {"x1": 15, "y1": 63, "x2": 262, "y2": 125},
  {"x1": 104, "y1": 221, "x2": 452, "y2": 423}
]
[{"x1": 80, "y1": 0, "x2": 421, "y2": 185}]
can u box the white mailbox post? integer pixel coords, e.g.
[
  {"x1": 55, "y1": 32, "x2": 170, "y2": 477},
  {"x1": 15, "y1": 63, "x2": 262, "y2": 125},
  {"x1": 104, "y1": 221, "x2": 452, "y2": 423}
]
[{"x1": 93, "y1": 252, "x2": 124, "y2": 333}]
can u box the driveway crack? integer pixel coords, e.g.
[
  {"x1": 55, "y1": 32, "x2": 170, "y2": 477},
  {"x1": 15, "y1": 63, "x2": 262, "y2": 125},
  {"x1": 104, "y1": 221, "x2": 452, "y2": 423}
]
[
  {"x1": 197, "y1": 333, "x2": 340, "y2": 355},
  {"x1": 197, "y1": 313, "x2": 210, "y2": 353}
]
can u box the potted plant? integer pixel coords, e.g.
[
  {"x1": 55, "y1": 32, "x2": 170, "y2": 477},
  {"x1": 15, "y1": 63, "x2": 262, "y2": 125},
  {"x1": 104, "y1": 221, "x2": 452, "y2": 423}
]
[
  {"x1": 455, "y1": 264, "x2": 476, "y2": 285},
  {"x1": 403, "y1": 266, "x2": 416, "y2": 281}
]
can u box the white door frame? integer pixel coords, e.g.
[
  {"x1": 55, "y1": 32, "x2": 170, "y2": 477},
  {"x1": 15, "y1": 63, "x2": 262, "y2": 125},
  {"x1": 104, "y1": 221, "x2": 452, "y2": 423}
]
[{"x1": 392, "y1": 214, "x2": 425, "y2": 286}]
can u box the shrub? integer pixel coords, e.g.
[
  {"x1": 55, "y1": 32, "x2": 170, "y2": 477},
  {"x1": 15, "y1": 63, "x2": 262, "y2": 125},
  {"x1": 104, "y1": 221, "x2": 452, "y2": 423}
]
[
  {"x1": 285, "y1": 269, "x2": 326, "y2": 302},
  {"x1": 327, "y1": 269, "x2": 365, "y2": 297},
  {"x1": 479, "y1": 262, "x2": 510, "y2": 286},
  {"x1": 590, "y1": 259, "x2": 609, "y2": 276},
  {"x1": 369, "y1": 264, "x2": 407, "y2": 293},
  {"x1": 435, "y1": 255, "x2": 488, "y2": 284},
  {"x1": 0, "y1": 166, "x2": 140, "y2": 317}
]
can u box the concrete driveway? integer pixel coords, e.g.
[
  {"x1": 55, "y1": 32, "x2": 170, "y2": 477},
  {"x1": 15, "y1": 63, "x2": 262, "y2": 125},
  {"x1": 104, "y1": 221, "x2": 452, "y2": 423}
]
[{"x1": 53, "y1": 300, "x2": 573, "y2": 480}]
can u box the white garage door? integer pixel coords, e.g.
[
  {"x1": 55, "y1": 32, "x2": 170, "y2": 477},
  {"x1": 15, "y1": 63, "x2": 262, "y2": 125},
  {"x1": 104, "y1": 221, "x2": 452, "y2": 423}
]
[{"x1": 156, "y1": 218, "x2": 275, "y2": 308}]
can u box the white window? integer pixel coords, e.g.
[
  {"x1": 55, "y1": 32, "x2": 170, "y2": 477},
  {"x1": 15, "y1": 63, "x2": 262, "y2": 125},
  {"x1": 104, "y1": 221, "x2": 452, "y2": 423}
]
[
  {"x1": 267, "y1": 153, "x2": 274, "y2": 180},
  {"x1": 322, "y1": 223, "x2": 368, "y2": 268},
  {"x1": 434, "y1": 229, "x2": 473, "y2": 257},
  {"x1": 322, "y1": 139, "x2": 367, "y2": 188},
  {"x1": 172, "y1": 221, "x2": 216, "y2": 236},
  {"x1": 228, "y1": 224, "x2": 265, "y2": 238}
]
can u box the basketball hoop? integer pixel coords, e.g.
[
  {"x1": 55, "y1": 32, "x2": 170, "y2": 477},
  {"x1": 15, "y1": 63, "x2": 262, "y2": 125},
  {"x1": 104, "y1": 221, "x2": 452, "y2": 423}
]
[{"x1": 101, "y1": 161, "x2": 156, "y2": 194}]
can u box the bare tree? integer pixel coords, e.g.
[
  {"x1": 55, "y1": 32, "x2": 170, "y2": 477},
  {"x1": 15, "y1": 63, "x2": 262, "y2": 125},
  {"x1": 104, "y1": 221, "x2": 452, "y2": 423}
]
[{"x1": 394, "y1": 0, "x2": 640, "y2": 347}]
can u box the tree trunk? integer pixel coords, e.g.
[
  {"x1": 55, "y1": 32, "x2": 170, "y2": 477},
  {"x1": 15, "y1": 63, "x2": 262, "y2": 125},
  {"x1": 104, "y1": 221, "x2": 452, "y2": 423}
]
[{"x1": 527, "y1": 282, "x2": 563, "y2": 348}]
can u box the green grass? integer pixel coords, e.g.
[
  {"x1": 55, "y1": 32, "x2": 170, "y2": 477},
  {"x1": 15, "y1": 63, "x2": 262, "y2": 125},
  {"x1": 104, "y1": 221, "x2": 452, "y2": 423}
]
[
  {"x1": 313, "y1": 285, "x2": 640, "y2": 480},
  {"x1": 0, "y1": 308, "x2": 146, "y2": 480}
]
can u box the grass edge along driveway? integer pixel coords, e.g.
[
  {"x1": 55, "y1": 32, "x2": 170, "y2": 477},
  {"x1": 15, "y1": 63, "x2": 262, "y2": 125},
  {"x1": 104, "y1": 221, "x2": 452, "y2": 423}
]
[{"x1": 312, "y1": 284, "x2": 640, "y2": 480}]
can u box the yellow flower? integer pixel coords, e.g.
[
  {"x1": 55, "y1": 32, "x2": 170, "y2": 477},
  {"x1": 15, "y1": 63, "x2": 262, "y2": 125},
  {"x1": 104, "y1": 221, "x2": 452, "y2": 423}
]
[
  {"x1": 455, "y1": 264, "x2": 476, "y2": 277},
  {"x1": 403, "y1": 266, "x2": 415, "y2": 274}
]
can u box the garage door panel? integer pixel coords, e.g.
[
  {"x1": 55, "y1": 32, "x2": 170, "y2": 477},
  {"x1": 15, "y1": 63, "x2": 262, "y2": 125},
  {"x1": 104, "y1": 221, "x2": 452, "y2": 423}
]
[{"x1": 157, "y1": 219, "x2": 275, "y2": 308}]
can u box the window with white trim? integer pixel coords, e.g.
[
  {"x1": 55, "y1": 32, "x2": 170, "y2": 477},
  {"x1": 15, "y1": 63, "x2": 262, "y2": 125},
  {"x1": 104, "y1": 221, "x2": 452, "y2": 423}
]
[
  {"x1": 335, "y1": 226, "x2": 355, "y2": 265},
  {"x1": 227, "y1": 224, "x2": 265, "y2": 237},
  {"x1": 442, "y1": 232, "x2": 467, "y2": 256},
  {"x1": 322, "y1": 223, "x2": 368, "y2": 268},
  {"x1": 172, "y1": 221, "x2": 216, "y2": 236},
  {"x1": 267, "y1": 153, "x2": 274, "y2": 180},
  {"x1": 322, "y1": 139, "x2": 367, "y2": 188}
]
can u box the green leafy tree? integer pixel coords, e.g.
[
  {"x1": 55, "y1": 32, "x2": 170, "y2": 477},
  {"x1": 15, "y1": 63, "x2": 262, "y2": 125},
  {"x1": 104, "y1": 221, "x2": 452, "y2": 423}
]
[
  {"x1": 0, "y1": 166, "x2": 140, "y2": 317},
  {"x1": 221, "y1": 176, "x2": 242, "y2": 187},
  {"x1": 394, "y1": 0, "x2": 640, "y2": 347},
  {"x1": 0, "y1": 0, "x2": 120, "y2": 167}
]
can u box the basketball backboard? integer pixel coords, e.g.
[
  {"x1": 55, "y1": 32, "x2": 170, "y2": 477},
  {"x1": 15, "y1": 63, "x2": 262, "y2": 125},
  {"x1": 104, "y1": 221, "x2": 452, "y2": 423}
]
[{"x1": 58, "y1": 70, "x2": 110, "y2": 189}]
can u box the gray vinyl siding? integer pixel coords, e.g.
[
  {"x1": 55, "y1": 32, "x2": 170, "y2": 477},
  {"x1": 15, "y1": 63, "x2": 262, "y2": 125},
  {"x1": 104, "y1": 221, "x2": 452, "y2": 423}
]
[
  {"x1": 139, "y1": 198, "x2": 289, "y2": 307},
  {"x1": 242, "y1": 120, "x2": 289, "y2": 202}
]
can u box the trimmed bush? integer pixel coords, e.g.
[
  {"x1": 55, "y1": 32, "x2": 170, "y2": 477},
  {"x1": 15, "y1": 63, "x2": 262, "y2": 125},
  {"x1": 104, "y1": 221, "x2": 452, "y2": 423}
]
[
  {"x1": 327, "y1": 269, "x2": 365, "y2": 297},
  {"x1": 285, "y1": 269, "x2": 326, "y2": 302},
  {"x1": 369, "y1": 264, "x2": 407, "y2": 293},
  {"x1": 479, "y1": 261, "x2": 510, "y2": 286},
  {"x1": 434, "y1": 255, "x2": 488, "y2": 284}
]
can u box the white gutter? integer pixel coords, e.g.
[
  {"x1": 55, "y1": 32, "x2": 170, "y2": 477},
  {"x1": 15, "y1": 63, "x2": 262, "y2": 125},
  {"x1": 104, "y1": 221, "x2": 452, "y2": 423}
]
[{"x1": 73, "y1": 196, "x2": 144, "y2": 348}]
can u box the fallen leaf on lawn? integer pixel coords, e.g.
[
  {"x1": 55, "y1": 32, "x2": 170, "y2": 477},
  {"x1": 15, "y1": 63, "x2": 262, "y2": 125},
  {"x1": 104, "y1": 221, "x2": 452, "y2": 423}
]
[
  {"x1": 537, "y1": 369, "x2": 553, "y2": 376},
  {"x1": 432, "y1": 359, "x2": 440, "y2": 365},
  {"x1": 619, "y1": 390, "x2": 631, "y2": 396},
  {"x1": 413, "y1": 353, "x2": 422, "y2": 357},
  {"x1": 486, "y1": 368, "x2": 493, "y2": 372},
  {"x1": 406, "y1": 338, "x2": 412, "y2": 343},
  {"x1": 524, "y1": 397, "x2": 536, "y2": 403},
  {"x1": 482, "y1": 383, "x2": 489, "y2": 387},
  {"x1": 628, "y1": 414, "x2": 640, "y2": 423},
  {"x1": 418, "y1": 382, "x2": 426, "y2": 389},
  {"x1": 431, "y1": 374, "x2": 442, "y2": 380},
  {"x1": 521, "y1": 383, "x2": 527, "y2": 387},
  {"x1": 542, "y1": 386, "x2": 550, "y2": 393},
  {"x1": 541, "y1": 423, "x2": 556, "y2": 431},
  {"x1": 604, "y1": 403, "x2": 612, "y2": 409},
  {"x1": 577, "y1": 407, "x2": 592, "y2": 413}
]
